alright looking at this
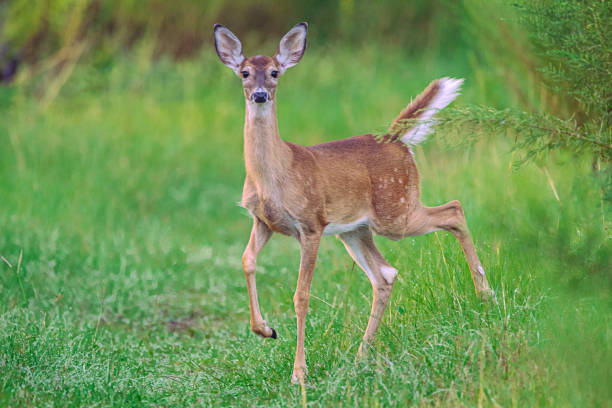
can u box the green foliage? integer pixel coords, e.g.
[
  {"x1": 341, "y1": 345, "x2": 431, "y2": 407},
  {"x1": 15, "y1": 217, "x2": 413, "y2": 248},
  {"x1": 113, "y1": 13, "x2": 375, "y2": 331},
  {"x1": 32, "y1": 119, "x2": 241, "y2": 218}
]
[
  {"x1": 462, "y1": 0, "x2": 611, "y2": 172},
  {"x1": 438, "y1": 105, "x2": 611, "y2": 163},
  {"x1": 1, "y1": 0, "x2": 464, "y2": 64},
  {"x1": 518, "y1": 0, "x2": 611, "y2": 129}
]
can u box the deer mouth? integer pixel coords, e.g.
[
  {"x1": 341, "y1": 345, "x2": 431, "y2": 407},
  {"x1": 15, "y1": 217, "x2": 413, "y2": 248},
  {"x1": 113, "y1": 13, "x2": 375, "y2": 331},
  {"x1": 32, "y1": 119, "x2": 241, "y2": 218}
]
[{"x1": 252, "y1": 91, "x2": 269, "y2": 103}]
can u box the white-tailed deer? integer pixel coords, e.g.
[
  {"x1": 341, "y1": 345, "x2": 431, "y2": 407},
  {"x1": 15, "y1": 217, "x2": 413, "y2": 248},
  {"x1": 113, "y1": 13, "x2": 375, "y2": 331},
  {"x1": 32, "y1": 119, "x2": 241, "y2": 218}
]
[{"x1": 214, "y1": 22, "x2": 493, "y2": 383}]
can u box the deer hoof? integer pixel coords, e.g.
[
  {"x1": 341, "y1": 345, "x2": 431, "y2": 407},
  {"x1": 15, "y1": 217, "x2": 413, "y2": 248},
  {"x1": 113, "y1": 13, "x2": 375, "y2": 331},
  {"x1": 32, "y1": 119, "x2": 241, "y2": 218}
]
[
  {"x1": 251, "y1": 321, "x2": 277, "y2": 338},
  {"x1": 356, "y1": 341, "x2": 373, "y2": 360},
  {"x1": 479, "y1": 289, "x2": 497, "y2": 304},
  {"x1": 291, "y1": 366, "x2": 307, "y2": 384}
]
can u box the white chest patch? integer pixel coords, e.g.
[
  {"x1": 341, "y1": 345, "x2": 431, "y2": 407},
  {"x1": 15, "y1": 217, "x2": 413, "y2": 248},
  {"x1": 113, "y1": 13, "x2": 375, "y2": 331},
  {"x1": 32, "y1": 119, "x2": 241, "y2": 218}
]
[{"x1": 323, "y1": 217, "x2": 369, "y2": 236}]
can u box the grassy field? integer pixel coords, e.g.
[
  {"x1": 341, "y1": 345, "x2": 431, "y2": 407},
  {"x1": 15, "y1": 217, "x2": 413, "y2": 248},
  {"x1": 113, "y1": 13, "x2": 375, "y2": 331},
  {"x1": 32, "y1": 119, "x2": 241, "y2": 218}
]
[{"x1": 0, "y1": 46, "x2": 610, "y2": 406}]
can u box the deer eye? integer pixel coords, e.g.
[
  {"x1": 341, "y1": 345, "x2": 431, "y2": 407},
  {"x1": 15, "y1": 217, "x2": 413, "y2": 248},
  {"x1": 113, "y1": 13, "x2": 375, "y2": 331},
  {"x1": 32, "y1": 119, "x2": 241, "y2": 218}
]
[
  {"x1": 271, "y1": 70, "x2": 279, "y2": 78},
  {"x1": 241, "y1": 71, "x2": 249, "y2": 78}
]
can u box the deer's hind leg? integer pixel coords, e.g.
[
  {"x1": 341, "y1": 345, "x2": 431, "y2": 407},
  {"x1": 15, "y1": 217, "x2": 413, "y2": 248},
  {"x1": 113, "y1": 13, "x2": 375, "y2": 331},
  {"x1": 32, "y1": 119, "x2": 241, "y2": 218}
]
[
  {"x1": 407, "y1": 200, "x2": 493, "y2": 297},
  {"x1": 339, "y1": 227, "x2": 398, "y2": 357}
]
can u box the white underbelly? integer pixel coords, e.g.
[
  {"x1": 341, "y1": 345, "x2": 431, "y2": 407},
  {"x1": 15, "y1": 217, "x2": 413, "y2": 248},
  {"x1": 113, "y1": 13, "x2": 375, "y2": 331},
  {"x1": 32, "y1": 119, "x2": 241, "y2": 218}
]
[{"x1": 322, "y1": 217, "x2": 369, "y2": 236}]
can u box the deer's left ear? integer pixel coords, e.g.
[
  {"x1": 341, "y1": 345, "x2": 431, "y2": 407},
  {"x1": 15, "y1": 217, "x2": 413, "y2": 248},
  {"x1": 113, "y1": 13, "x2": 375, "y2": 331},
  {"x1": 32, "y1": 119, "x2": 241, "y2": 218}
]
[
  {"x1": 274, "y1": 22, "x2": 307, "y2": 74},
  {"x1": 214, "y1": 24, "x2": 245, "y2": 74}
]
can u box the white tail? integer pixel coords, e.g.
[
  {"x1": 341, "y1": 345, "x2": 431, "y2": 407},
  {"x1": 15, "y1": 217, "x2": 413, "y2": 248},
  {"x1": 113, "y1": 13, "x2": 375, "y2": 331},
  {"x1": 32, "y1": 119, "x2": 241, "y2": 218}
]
[
  {"x1": 400, "y1": 77, "x2": 463, "y2": 145},
  {"x1": 214, "y1": 23, "x2": 493, "y2": 384}
]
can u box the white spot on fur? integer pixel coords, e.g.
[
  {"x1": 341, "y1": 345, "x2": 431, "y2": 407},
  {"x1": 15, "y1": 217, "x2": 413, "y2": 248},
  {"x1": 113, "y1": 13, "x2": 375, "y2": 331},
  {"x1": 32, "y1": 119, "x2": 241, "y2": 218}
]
[
  {"x1": 246, "y1": 99, "x2": 273, "y2": 118},
  {"x1": 401, "y1": 77, "x2": 464, "y2": 146},
  {"x1": 400, "y1": 197, "x2": 405, "y2": 203},
  {"x1": 477, "y1": 265, "x2": 485, "y2": 276},
  {"x1": 340, "y1": 235, "x2": 397, "y2": 286},
  {"x1": 381, "y1": 266, "x2": 398, "y2": 284}
]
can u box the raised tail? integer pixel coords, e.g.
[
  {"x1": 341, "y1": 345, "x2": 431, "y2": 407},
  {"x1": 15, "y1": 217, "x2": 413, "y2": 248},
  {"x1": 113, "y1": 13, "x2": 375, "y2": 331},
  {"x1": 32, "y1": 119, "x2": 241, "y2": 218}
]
[{"x1": 389, "y1": 77, "x2": 463, "y2": 146}]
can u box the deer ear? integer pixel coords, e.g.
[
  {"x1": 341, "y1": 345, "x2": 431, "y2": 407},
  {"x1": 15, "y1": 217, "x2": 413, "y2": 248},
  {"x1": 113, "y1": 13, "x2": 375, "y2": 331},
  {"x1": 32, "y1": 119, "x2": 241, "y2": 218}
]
[
  {"x1": 274, "y1": 22, "x2": 307, "y2": 74},
  {"x1": 214, "y1": 24, "x2": 245, "y2": 74}
]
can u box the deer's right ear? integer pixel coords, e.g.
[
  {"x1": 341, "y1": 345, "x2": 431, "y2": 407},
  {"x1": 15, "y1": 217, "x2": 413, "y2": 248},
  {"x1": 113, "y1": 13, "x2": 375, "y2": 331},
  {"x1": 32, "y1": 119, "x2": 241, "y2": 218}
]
[
  {"x1": 275, "y1": 22, "x2": 308, "y2": 74},
  {"x1": 214, "y1": 24, "x2": 245, "y2": 74}
]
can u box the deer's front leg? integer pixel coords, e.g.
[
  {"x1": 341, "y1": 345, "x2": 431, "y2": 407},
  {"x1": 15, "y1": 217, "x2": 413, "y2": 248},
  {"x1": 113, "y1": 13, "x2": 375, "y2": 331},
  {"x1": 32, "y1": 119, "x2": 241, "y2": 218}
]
[
  {"x1": 291, "y1": 231, "x2": 322, "y2": 384},
  {"x1": 242, "y1": 218, "x2": 276, "y2": 338}
]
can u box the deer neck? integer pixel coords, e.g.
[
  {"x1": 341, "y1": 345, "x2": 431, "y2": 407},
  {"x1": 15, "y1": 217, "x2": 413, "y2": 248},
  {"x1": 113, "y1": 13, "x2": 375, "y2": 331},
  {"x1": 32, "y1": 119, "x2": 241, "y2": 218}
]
[{"x1": 243, "y1": 100, "x2": 291, "y2": 188}]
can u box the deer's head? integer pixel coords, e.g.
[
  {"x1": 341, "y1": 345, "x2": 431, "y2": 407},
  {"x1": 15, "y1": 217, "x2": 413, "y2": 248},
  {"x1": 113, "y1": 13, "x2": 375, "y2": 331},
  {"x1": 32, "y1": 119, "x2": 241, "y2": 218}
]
[{"x1": 214, "y1": 23, "x2": 307, "y2": 105}]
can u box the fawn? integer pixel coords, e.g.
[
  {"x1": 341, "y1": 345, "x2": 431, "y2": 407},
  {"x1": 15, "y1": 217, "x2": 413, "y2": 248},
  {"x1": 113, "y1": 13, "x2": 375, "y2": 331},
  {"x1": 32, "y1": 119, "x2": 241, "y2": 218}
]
[{"x1": 214, "y1": 22, "x2": 493, "y2": 383}]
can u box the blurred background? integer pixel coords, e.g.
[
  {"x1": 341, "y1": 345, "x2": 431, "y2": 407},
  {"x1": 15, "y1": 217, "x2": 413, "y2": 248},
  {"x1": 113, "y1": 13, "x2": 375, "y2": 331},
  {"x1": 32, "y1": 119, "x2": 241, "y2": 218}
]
[{"x1": 0, "y1": 0, "x2": 610, "y2": 406}]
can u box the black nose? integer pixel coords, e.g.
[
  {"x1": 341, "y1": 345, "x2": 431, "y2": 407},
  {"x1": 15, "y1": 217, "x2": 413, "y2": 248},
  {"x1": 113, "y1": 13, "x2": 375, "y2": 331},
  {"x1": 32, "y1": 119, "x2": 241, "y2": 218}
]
[{"x1": 252, "y1": 91, "x2": 268, "y2": 103}]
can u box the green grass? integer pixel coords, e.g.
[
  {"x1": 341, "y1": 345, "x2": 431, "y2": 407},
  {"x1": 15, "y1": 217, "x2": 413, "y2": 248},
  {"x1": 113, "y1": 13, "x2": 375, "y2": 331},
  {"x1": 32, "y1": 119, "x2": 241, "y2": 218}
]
[{"x1": 0, "y1": 47, "x2": 610, "y2": 406}]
